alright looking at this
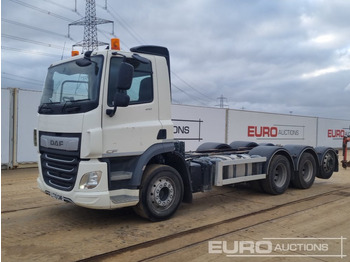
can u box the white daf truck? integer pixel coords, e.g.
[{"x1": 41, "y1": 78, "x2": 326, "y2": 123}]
[{"x1": 36, "y1": 42, "x2": 338, "y2": 221}]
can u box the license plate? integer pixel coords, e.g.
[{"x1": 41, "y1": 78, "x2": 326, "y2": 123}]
[{"x1": 49, "y1": 192, "x2": 64, "y2": 201}]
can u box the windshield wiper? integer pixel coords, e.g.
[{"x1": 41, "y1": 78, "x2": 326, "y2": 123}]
[
  {"x1": 61, "y1": 102, "x2": 80, "y2": 113},
  {"x1": 38, "y1": 102, "x2": 58, "y2": 113},
  {"x1": 61, "y1": 99, "x2": 90, "y2": 113},
  {"x1": 71, "y1": 98, "x2": 90, "y2": 102}
]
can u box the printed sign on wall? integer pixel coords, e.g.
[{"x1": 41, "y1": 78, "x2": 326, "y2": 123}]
[
  {"x1": 171, "y1": 105, "x2": 226, "y2": 151},
  {"x1": 247, "y1": 124, "x2": 305, "y2": 140},
  {"x1": 227, "y1": 110, "x2": 317, "y2": 146},
  {"x1": 317, "y1": 118, "x2": 350, "y2": 148},
  {"x1": 172, "y1": 119, "x2": 203, "y2": 141}
]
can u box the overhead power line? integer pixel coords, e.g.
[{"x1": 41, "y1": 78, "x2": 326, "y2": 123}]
[
  {"x1": 2, "y1": 72, "x2": 44, "y2": 85},
  {"x1": 2, "y1": 34, "x2": 65, "y2": 50},
  {"x1": 9, "y1": 0, "x2": 73, "y2": 22},
  {"x1": 2, "y1": 18, "x2": 71, "y2": 39},
  {"x1": 171, "y1": 71, "x2": 213, "y2": 102},
  {"x1": 172, "y1": 83, "x2": 208, "y2": 106},
  {"x1": 2, "y1": 76, "x2": 43, "y2": 87},
  {"x1": 3, "y1": 72, "x2": 43, "y2": 83},
  {"x1": 105, "y1": 3, "x2": 145, "y2": 45},
  {"x1": 41, "y1": 0, "x2": 79, "y2": 14},
  {"x1": 2, "y1": 46, "x2": 62, "y2": 58}
]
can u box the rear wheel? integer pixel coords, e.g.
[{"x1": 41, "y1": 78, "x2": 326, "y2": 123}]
[
  {"x1": 317, "y1": 150, "x2": 336, "y2": 179},
  {"x1": 134, "y1": 164, "x2": 184, "y2": 221},
  {"x1": 261, "y1": 155, "x2": 291, "y2": 195},
  {"x1": 292, "y1": 153, "x2": 316, "y2": 189}
]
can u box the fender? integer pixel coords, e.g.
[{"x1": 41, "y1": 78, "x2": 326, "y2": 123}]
[
  {"x1": 248, "y1": 146, "x2": 294, "y2": 174},
  {"x1": 131, "y1": 142, "x2": 193, "y2": 203},
  {"x1": 196, "y1": 142, "x2": 232, "y2": 153},
  {"x1": 103, "y1": 142, "x2": 176, "y2": 190},
  {"x1": 130, "y1": 142, "x2": 177, "y2": 186},
  {"x1": 162, "y1": 151, "x2": 193, "y2": 203},
  {"x1": 230, "y1": 141, "x2": 259, "y2": 150}
]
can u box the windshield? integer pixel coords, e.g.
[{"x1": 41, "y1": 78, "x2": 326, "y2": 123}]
[{"x1": 39, "y1": 55, "x2": 103, "y2": 114}]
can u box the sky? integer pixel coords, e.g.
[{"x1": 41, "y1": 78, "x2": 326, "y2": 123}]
[{"x1": 1, "y1": 0, "x2": 350, "y2": 120}]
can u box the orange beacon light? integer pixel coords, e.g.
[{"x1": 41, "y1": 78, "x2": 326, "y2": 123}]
[{"x1": 111, "y1": 38, "x2": 121, "y2": 50}]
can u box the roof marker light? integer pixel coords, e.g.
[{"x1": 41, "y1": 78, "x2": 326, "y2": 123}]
[
  {"x1": 72, "y1": 50, "x2": 79, "y2": 57},
  {"x1": 111, "y1": 38, "x2": 120, "y2": 50}
]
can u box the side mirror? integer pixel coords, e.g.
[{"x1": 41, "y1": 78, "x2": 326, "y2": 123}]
[
  {"x1": 117, "y1": 62, "x2": 134, "y2": 90},
  {"x1": 114, "y1": 91, "x2": 130, "y2": 107},
  {"x1": 106, "y1": 62, "x2": 134, "y2": 117}
]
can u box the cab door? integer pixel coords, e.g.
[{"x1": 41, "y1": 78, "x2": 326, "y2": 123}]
[{"x1": 102, "y1": 54, "x2": 163, "y2": 157}]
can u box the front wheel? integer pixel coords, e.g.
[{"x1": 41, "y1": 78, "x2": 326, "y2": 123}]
[
  {"x1": 134, "y1": 164, "x2": 184, "y2": 221},
  {"x1": 261, "y1": 155, "x2": 291, "y2": 195}
]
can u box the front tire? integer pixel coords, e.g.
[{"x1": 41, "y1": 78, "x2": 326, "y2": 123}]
[
  {"x1": 134, "y1": 164, "x2": 184, "y2": 221},
  {"x1": 261, "y1": 155, "x2": 291, "y2": 195}
]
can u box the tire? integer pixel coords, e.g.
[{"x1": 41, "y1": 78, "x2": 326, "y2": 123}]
[
  {"x1": 133, "y1": 164, "x2": 184, "y2": 221},
  {"x1": 292, "y1": 153, "x2": 316, "y2": 189},
  {"x1": 317, "y1": 150, "x2": 336, "y2": 179},
  {"x1": 261, "y1": 155, "x2": 291, "y2": 195}
]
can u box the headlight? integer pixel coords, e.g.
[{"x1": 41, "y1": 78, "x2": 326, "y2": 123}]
[{"x1": 79, "y1": 171, "x2": 102, "y2": 189}]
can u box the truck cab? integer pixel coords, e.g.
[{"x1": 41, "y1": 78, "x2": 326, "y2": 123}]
[{"x1": 37, "y1": 45, "x2": 186, "y2": 216}]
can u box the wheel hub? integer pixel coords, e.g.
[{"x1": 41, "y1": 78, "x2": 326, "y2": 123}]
[
  {"x1": 151, "y1": 178, "x2": 174, "y2": 207},
  {"x1": 302, "y1": 160, "x2": 313, "y2": 181},
  {"x1": 273, "y1": 164, "x2": 287, "y2": 187},
  {"x1": 323, "y1": 153, "x2": 334, "y2": 173}
]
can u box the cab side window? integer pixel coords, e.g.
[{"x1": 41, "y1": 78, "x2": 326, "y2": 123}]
[{"x1": 108, "y1": 57, "x2": 153, "y2": 106}]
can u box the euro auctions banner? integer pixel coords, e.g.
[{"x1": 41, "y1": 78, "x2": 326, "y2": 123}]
[
  {"x1": 247, "y1": 125, "x2": 305, "y2": 140},
  {"x1": 227, "y1": 110, "x2": 318, "y2": 147},
  {"x1": 317, "y1": 118, "x2": 350, "y2": 148}
]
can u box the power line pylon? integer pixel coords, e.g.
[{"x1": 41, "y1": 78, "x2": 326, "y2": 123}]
[
  {"x1": 68, "y1": 0, "x2": 114, "y2": 52},
  {"x1": 216, "y1": 94, "x2": 228, "y2": 108}
]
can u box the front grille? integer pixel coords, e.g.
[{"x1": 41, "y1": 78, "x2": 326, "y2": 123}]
[{"x1": 41, "y1": 153, "x2": 79, "y2": 191}]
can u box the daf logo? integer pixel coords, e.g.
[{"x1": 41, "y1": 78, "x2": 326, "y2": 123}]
[
  {"x1": 50, "y1": 140, "x2": 64, "y2": 147},
  {"x1": 41, "y1": 135, "x2": 79, "y2": 151}
]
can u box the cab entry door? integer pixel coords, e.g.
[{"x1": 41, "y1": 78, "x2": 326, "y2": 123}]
[{"x1": 102, "y1": 55, "x2": 163, "y2": 157}]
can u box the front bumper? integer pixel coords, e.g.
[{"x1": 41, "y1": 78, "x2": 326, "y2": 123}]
[{"x1": 37, "y1": 158, "x2": 139, "y2": 209}]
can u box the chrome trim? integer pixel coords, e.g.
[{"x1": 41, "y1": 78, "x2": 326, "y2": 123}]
[
  {"x1": 48, "y1": 180, "x2": 72, "y2": 190},
  {"x1": 47, "y1": 171, "x2": 73, "y2": 182},
  {"x1": 44, "y1": 153, "x2": 75, "y2": 163},
  {"x1": 102, "y1": 151, "x2": 143, "y2": 158},
  {"x1": 45, "y1": 162, "x2": 74, "y2": 173}
]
